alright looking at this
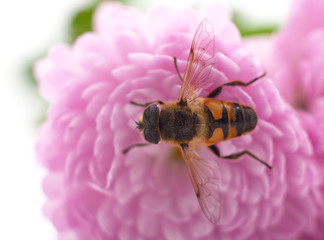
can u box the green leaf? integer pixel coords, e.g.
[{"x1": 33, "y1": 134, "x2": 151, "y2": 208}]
[
  {"x1": 68, "y1": 0, "x2": 102, "y2": 43},
  {"x1": 232, "y1": 12, "x2": 279, "y2": 37}
]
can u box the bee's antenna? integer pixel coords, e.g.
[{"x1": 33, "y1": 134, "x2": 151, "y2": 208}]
[{"x1": 135, "y1": 120, "x2": 143, "y2": 130}]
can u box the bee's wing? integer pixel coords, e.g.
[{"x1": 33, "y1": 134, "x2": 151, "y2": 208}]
[
  {"x1": 178, "y1": 18, "x2": 216, "y2": 102},
  {"x1": 180, "y1": 144, "x2": 222, "y2": 224}
]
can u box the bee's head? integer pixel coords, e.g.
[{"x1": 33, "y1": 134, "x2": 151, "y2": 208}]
[{"x1": 136, "y1": 104, "x2": 161, "y2": 144}]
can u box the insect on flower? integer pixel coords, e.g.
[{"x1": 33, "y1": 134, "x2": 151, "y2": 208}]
[{"x1": 123, "y1": 19, "x2": 273, "y2": 224}]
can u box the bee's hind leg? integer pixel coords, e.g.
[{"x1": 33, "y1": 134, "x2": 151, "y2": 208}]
[
  {"x1": 206, "y1": 72, "x2": 266, "y2": 98},
  {"x1": 208, "y1": 145, "x2": 272, "y2": 170}
]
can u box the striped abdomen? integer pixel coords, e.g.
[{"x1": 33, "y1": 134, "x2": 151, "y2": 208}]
[{"x1": 202, "y1": 98, "x2": 257, "y2": 145}]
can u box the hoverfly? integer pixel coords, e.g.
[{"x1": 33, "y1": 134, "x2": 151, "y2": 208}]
[{"x1": 123, "y1": 19, "x2": 272, "y2": 224}]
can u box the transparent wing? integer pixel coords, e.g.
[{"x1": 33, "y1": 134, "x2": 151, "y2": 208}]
[
  {"x1": 180, "y1": 144, "x2": 222, "y2": 224},
  {"x1": 178, "y1": 18, "x2": 216, "y2": 102}
]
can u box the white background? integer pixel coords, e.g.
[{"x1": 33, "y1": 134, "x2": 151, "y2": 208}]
[{"x1": 0, "y1": 0, "x2": 290, "y2": 239}]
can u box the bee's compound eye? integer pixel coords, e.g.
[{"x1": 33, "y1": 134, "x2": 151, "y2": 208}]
[
  {"x1": 143, "y1": 105, "x2": 160, "y2": 144},
  {"x1": 143, "y1": 104, "x2": 158, "y2": 120},
  {"x1": 144, "y1": 128, "x2": 160, "y2": 144}
]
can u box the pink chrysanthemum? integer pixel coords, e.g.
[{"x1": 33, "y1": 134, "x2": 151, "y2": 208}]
[
  {"x1": 273, "y1": 0, "x2": 324, "y2": 110},
  {"x1": 35, "y1": 2, "x2": 322, "y2": 240},
  {"x1": 243, "y1": 0, "x2": 324, "y2": 238},
  {"x1": 271, "y1": 0, "x2": 324, "y2": 236}
]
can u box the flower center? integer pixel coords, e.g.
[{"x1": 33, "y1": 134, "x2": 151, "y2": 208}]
[
  {"x1": 293, "y1": 88, "x2": 309, "y2": 111},
  {"x1": 169, "y1": 147, "x2": 183, "y2": 162}
]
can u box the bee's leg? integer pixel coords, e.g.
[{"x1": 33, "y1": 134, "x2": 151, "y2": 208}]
[
  {"x1": 173, "y1": 57, "x2": 184, "y2": 83},
  {"x1": 207, "y1": 72, "x2": 266, "y2": 98},
  {"x1": 208, "y1": 145, "x2": 272, "y2": 170},
  {"x1": 130, "y1": 100, "x2": 164, "y2": 107},
  {"x1": 122, "y1": 143, "x2": 150, "y2": 154}
]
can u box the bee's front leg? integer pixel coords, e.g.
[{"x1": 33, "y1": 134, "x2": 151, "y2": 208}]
[
  {"x1": 130, "y1": 100, "x2": 164, "y2": 107},
  {"x1": 173, "y1": 56, "x2": 184, "y2": 83},
  {"x1": 122, "y1": 143, "x2": 150, "y2": 154}
]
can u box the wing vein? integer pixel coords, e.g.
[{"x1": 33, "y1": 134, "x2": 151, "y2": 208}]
[
  {"x1": 180, "y1": 145, "x2": 222, "y2": 224},
  {"x1": 178, "y1": 19, "x2": 216, "y2": 103}
]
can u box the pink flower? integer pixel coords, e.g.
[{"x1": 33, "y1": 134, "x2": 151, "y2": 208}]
[
  {"x1": 273, "y1": 0, "x2": 324, "y2": 110},
  {"x1": 272, "y1": 0, "x2": 324, "y2": 154},
  {"x1": 246, "y1": 0, "x2": 324, "y2": 238},
  {"x1": 35, "y1": 2, "x2": 321, "y2": 239},
  {"x1": 274, "y1": 0, "x2": 324, "y2": 237}
]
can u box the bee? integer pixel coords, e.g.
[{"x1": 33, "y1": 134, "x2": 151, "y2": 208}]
[{"x1": 123, "y1": 19, "x2": 272, "y2": 224}]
